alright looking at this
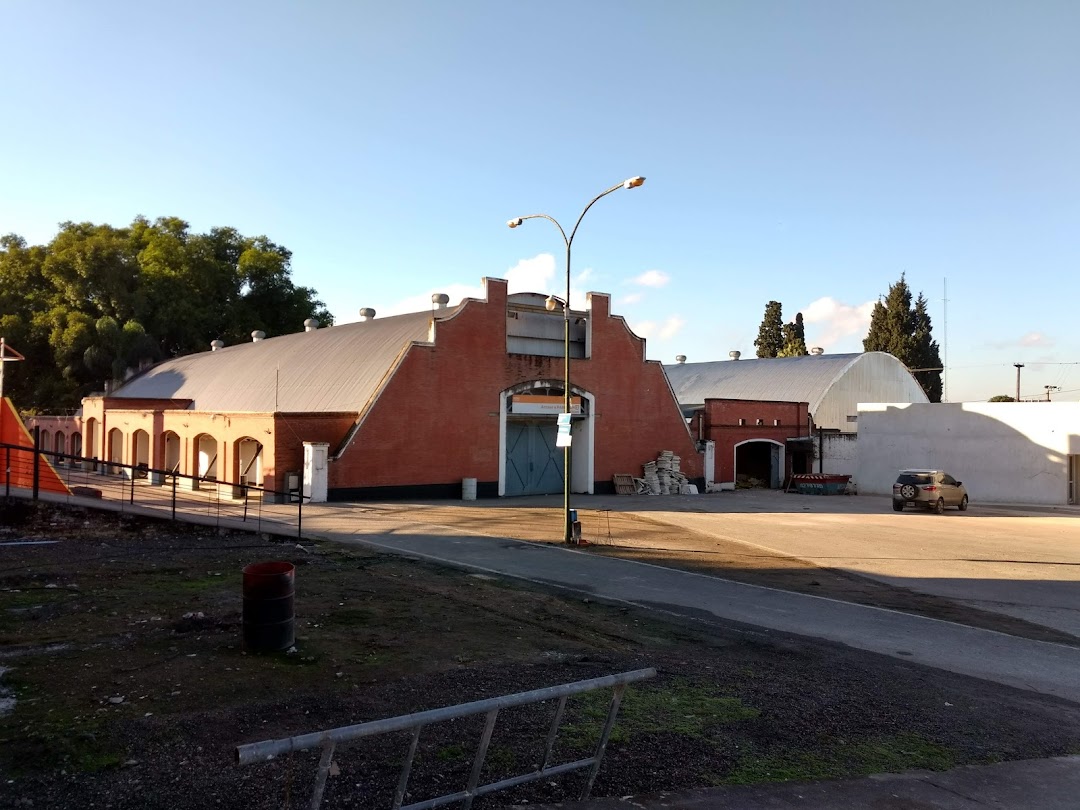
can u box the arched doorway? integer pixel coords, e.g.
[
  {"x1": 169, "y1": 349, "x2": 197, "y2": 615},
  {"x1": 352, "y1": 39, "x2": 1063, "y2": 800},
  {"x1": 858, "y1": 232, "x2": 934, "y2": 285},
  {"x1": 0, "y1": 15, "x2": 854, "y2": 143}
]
[
  {"x1": 83, "y1": 418, "x2": 98, "y2": 471},
  {"x1": 133, "y1": 429, "x2": 150, "y2": 478},
  {"x1": 195, "y1": 434, "x2": 218, "y2": 484},
  {"x1": 107, "y1": 428, "x2": 124, "y2": 475},
  {"x1": 71, "y1": 432, "x2": 82, "y2": 461},
  {"x1": 52, "y1": 431, "x2": 65, "y2": 465},
  {"x1": 734, "y1": 439, "x2": 784, "y2": 489},
  {"x1": 500, "y1": 381, "x2": 595, "y2": 497},
  {"x1": 162, "y1": 431, "x2": 181, "y2": 472},
  {"x1": 39, "y1": 429, "x2": 50, "y2": 455},
  {"x1": 235, "y1": 437, "x2": 263, "y2": 491}
]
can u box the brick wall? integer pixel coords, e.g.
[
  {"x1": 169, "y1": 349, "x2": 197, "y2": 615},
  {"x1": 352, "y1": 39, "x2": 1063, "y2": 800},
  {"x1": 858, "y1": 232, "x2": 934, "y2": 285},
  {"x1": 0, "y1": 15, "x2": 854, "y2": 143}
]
[{"x1": 701, "y1": 398, "x2": 811, "y2": 483}]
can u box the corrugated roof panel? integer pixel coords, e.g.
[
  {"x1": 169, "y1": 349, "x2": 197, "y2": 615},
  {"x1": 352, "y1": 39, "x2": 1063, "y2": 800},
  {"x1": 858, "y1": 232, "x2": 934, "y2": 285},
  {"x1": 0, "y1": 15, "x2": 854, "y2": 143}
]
[
  {"x1": 111, "y1": 311, "x2": 435, "y2": 413},
  {"x1": 663, "y1": 353, "x2": 863, "y2": 413}
]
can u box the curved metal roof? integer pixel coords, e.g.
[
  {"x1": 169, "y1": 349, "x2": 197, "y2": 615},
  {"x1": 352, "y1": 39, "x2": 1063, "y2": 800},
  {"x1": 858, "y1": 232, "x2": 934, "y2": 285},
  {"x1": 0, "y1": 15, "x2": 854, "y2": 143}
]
[
  {"x1": 111, "y1": 311, "x2": 435, "y2": 413},
  {"x1": 663, "y1": 352, "x2": 908, "y2": 413}
]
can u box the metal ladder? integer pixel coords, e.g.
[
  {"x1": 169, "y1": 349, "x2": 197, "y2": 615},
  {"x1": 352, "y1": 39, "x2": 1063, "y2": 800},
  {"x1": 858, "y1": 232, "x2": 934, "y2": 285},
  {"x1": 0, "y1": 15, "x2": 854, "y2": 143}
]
[{"x1": 236, "y1": 667, "x2": 656, "y2": 810}]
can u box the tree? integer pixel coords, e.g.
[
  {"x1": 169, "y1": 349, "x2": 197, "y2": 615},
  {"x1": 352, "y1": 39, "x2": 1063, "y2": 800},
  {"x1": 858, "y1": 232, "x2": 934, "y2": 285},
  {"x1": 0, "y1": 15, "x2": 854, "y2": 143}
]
[
  {"x1": 754, "y1": 301, "x2": 784, "y2": 358},
  {"x1": 989, "y1": 395, "x2": 1015, "y2": 402},
  {"x1": 778, "y1": 312, "x2": 808, "y2": 357},
  {"x1": 0, "y1": 217, "x2": 333, "y2": 410},
  {"x1": 863, "y1": 274, "x2": 943, "y2": 402}
]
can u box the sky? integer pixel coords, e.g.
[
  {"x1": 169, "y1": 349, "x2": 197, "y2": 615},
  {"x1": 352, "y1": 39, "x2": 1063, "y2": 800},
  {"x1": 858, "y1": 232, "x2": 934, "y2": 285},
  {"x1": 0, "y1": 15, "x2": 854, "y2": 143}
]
[{"x1": 1, "y1": 1, "x2": 1077, "y2": 402}]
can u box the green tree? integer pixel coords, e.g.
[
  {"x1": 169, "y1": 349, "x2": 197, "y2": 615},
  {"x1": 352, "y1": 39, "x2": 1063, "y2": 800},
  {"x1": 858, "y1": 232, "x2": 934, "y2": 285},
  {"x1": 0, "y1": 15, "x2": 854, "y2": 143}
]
[
  {"x1": 754, "y1": 301, "x2": 784, "y2": 358},
  {"x1": 863, "y1": 274, "x2": 943, "y2": 402},
  {"x1": 989, "y1": 395, "x2": 1015, "y2": 402},
  {"x1": 0, "y1": 217, "x2": 333, "y2": 410},
  {"x1": 778, "y1": 312, "x2": 808, "y2": 357}
]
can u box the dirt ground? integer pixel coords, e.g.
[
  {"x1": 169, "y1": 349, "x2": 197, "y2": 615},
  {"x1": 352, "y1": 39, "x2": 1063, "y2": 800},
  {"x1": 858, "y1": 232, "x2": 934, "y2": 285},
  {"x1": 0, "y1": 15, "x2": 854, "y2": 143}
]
[{"x1": 2, "y1": 500, "x2": 1080, "y2": 810}]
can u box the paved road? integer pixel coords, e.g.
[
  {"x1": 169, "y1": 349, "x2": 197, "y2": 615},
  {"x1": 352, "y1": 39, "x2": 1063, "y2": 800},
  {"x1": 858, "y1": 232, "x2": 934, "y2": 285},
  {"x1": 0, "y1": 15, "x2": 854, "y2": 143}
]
[{"x1": 628, "y1": 489, "x2": 1080, "y2": 637}]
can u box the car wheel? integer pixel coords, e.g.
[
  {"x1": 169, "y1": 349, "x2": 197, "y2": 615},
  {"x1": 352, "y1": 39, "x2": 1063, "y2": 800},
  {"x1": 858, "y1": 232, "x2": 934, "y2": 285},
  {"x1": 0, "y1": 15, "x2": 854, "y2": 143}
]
[
  {"x1": 934, "y1": 498, "x2": 945, "y2": 515},
  {"x1": 900, "y1": 484, "x2": 917, "y2": 500},
  {"x1": 958, "y1": 495, "x2": 969, "y2": 511},
  {"x1": 892, "y1": 501, "x2": 904, "y2": 512}
]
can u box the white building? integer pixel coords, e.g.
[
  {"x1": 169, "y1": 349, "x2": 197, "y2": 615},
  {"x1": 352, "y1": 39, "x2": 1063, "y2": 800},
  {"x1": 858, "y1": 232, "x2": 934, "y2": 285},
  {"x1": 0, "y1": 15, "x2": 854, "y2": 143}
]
[{"x1": 857, "y1": 402, "x2": 1080, "y2": 506}]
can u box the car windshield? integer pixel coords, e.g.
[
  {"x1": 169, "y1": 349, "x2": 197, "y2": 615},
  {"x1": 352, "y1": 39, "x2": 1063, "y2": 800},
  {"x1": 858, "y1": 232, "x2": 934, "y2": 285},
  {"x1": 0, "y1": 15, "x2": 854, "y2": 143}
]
[{"x1": 898, "y1": 473, "x2": 933, "y2": 485}]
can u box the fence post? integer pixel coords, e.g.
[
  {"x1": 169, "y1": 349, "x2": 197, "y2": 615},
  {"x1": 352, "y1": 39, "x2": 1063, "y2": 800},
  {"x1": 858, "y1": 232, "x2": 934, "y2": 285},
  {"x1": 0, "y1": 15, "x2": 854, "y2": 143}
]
[
  {"x1": 4, "y1": 446, "x2": 9, "y2": 498},
  {"x1": 297, "y1": 493, "x2": 303, "y2": 540},
  {"x1": 32, "y1": 427, "x2": 40, "y2": 501},
  {"x1": 171, "y1": 472, "x2": 178, "y2": 521},
  {"x1": 129, "y1": 466, "x2": 136, "y2": 505}
]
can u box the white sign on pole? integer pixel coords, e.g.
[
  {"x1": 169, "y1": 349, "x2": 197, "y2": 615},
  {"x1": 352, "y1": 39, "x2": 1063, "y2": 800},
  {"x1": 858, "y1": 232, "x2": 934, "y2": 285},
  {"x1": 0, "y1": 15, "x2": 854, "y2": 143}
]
[
  {"x1": 556, "y1": 413, "x2": 572, "y2": 427},
  {"x1": 556, "y1": 430, "x2": 572, "y2": 448}
]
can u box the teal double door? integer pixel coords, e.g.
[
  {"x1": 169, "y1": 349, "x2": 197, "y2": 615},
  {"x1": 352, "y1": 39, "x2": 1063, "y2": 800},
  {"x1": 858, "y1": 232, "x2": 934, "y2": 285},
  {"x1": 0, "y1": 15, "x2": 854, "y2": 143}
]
[{"x1": 505, "y1": 420, "x2": 564, "y2": 496}]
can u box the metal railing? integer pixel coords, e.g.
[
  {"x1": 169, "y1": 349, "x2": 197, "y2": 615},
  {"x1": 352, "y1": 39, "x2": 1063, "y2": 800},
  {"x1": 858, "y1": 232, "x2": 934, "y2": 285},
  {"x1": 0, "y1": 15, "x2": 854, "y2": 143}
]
[
  {"x1": 2, "y1": 437, "x2": 308, "y2": 539},
  {"x1": 236, "y1": 668, "x2": 656, "y2": 810}
]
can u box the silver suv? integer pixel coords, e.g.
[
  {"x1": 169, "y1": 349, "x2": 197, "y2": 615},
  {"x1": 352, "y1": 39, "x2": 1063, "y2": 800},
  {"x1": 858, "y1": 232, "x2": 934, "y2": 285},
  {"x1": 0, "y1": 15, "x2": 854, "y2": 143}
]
[{"x1": 892, "y1": 470, "x2": 969, "y2": 514}]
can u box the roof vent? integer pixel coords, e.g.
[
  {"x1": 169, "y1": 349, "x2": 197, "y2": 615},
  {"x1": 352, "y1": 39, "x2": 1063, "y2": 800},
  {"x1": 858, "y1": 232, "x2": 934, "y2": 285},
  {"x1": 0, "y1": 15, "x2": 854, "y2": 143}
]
[
  {"x1": 304, "y1": 318, "x2": 319, "y2": 332},
  {"x1": 810, "y1": 347, "x2": 824, "y2": 355},
  {"x1": 359, "y1": 307, "x2": 376, "y2": 322},
  {"x1": 210, "y1": 339, "x2": 225, "y2": 352},
  {"x1": 251, "y1": 330, "x2": 266, "y2": 343},
  {"x1": 675, "y1": 354, "x2": 687, "y2": 364},
  {"x1": 729, "y1": 351, "x2": 741, "y2": 360},
  {"x1": 432, "y1": 293, "x2": 450, "y2": 309}
]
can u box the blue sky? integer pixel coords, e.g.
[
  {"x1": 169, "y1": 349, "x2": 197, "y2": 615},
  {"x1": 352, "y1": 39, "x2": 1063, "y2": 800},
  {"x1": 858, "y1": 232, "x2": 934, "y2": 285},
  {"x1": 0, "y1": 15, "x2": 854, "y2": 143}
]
[{"x1": 2, "y1": 1, "x2": 1077, "y2": 402}]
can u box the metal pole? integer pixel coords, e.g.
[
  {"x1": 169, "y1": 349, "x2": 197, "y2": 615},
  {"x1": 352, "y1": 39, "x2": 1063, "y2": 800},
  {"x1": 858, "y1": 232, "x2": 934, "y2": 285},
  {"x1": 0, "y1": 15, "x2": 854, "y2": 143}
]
[
  {"x1": 1014, "y1": 363, "x2": 1023, "y2": 402},
  {"x1": 32, "y1": 426, "x2": 40, "y2": 500},
  {"x1": 563, "y1": 241, "x2": 572, "y2": 544}
]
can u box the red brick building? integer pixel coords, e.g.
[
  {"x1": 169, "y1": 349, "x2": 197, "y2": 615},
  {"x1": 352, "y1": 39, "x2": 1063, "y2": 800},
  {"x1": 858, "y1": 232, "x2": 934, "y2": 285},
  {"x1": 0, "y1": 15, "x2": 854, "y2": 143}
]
[{"x1": 29, "y1": 278, "x2": 701, "y2": 500}]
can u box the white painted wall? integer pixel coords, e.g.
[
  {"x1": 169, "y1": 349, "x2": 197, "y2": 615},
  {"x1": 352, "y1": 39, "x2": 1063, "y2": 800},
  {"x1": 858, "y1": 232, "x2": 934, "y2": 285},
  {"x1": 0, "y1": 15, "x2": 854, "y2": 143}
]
[
  {"x1": 820, "y1": 432, "x2": 859, "y2": 476},
  {"x1": 857, "y1": 402, "x2": 1080, "y2": 505}
]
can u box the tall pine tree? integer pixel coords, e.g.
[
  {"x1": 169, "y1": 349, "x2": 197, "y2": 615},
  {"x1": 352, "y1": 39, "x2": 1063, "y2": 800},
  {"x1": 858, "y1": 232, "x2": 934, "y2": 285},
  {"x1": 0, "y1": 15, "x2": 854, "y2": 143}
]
[
  {"x1": 754, "y1": 301, "x2": 784, "y2": 358},
  {"x1": 779, "y1": 312, "x2": 808, "y2": 357},
  {"x1": 863, "y1": 274, "x2": 943, "y2": 402}
]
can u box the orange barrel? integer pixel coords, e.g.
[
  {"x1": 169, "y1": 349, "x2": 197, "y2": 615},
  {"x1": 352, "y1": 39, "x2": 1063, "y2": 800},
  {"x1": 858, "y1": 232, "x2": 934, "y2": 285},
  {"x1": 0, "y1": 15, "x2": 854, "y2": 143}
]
[{"x1": 242, "y1": 561, "x2": 295, "y2": 652}]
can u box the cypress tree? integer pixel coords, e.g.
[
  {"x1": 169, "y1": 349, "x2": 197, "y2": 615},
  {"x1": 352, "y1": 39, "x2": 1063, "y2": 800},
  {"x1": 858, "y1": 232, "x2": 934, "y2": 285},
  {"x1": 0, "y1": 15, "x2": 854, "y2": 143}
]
[
  {"x1": 863, "y1": 275, "x2": 943, "y2": 402},
  {"x1": 779, "y1": 312, "x2": 808, "y2": 357},
  {"x1": 754, "y1": 301, "x2": 784, "y2": 358}
]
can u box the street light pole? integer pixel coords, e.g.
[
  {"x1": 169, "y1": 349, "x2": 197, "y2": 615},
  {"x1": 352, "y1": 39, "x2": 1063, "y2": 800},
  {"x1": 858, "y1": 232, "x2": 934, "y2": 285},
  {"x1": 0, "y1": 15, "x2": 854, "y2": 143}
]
[
  {"x1": 508, "y1": 177, "x2": 645, "y2": 543},
  {"x1": 1014, "y1": 363, "x2": 1024, "y2": 402}
]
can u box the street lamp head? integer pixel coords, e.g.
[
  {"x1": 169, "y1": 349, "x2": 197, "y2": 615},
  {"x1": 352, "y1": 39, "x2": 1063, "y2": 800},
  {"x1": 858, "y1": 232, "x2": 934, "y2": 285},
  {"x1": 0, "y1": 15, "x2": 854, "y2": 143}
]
[
  {"x1": 545, "y1": 295, "x2": 558, "y2": 312},
  {"x1": 507, "y1": 218, "x2": 523, "y2": 229},
  {"x1": 623, "y1": 176, "x2": 646, "y2": 189}
]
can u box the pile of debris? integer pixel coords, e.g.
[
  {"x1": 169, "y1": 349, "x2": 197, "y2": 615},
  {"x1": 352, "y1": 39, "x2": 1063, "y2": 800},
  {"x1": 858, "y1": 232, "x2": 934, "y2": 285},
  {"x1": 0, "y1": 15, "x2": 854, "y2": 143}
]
[{"x1": 640, "y1": 450, "x2": 690, "y2": 495}]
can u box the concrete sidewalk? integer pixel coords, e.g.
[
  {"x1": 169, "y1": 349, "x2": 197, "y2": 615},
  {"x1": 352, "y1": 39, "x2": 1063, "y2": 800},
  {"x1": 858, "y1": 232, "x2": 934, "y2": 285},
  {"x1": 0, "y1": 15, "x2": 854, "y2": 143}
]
[{"x1": 524, "y1": 755, "x2": 1080, "y2": 809}]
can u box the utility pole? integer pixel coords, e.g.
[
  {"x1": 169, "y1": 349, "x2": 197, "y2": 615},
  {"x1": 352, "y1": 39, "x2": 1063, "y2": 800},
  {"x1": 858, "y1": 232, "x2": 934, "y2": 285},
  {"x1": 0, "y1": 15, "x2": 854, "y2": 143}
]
[
  {"x1": 1014, "y1": 363, "x2": 1024, "y2": 402},
  {"x1": 1045, "y1": 385, "x2": 1060, "y2": 401}
]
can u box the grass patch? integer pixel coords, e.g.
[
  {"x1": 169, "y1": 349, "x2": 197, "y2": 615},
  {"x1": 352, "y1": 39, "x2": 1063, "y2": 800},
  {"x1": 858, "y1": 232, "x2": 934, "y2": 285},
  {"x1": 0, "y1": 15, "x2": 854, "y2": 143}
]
[
  {"x1": 562, "y1": 680, "x2": 759, "y2": 747},
  {"x1": 726, "y1": 733, "x2": 958, "y2": 784}
]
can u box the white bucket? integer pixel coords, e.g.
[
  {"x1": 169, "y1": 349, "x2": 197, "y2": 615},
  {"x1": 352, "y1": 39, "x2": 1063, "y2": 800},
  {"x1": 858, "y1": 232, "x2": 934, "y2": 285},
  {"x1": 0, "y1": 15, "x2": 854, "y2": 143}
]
[{"x1": 462, "y1": 477, "x2": 477, "y2": 501}]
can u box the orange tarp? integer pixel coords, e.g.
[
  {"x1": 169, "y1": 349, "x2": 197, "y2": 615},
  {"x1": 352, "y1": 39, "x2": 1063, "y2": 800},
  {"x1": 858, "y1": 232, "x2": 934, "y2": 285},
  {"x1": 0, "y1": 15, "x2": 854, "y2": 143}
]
[{"x1": 1, "y1": 397, "x2": 72, "y2": 495}]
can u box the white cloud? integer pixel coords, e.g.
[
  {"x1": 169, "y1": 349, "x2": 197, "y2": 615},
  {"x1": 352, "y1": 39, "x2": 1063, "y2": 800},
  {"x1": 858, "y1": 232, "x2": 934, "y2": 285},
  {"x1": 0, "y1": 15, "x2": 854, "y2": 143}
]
[
  {"x1": 659, "y1": 316, "x2": 685, "y2": 340},
  {"x1": 375, "y1": 253, "x2": 598, "y2": 318},
  {"x1": 620, "y1": 292, "x2": 644, "y2": 306},
  {"x1": 800, "y1": 297, "x2": 875, "y2": 348},
  {"x1": 1019, "y1": 331, "x2": 1053, "y2": 347},
  {"x1": 630, "y1": 315, "x2": 684, "y2": 341},
  {"x1": 630, "y1": 269, "x2": 670, "y2": 288}
]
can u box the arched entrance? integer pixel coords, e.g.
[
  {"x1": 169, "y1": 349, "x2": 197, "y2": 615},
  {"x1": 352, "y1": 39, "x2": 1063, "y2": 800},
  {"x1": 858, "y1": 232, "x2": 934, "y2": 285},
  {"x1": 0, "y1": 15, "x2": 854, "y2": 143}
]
[
  {"x1": 71, "y1": 432, "x2": 82, "y2": 460},
  {"x1": 83, "y1": 418, "x2": 98, "y2": 471},
  {"x1": 195, "y1": 434, "x2": 218, "y2": 484},
  {"x1": 39, "y1": 429, "x2": 50, "y2": 454},
  {"x1": 734, "y1": 439, "x2": 784, "y2": 489},
  {"x1": 499, "y1": 381, "x2": 595, "y2": 497},
  {"x1": 52, "y1": 431, "x2": 65, "y2": 465},
  {"x1": 107, "y1": 428, "x2": 124, "y2": 475},
  {"x1": 133, "y1": 430, "x2": 150, "y2": 478},
  {"x1": 235, "y1": 438, "x2": 263, "y2": 490}
]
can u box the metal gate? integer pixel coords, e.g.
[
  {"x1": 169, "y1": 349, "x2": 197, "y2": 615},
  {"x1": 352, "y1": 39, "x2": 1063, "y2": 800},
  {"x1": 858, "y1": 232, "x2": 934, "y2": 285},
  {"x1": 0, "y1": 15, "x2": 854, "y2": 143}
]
[{"x1": 505, "y1": 421, "x2": 563, "y2": 496}]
